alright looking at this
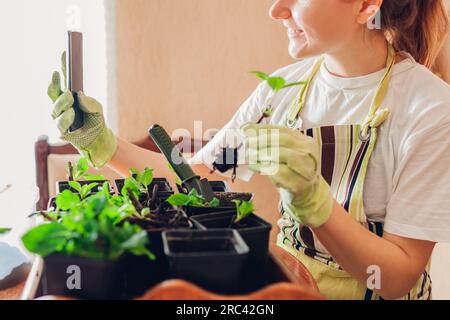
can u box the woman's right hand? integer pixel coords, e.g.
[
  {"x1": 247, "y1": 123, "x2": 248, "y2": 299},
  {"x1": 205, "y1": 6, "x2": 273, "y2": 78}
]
[{"x1": 47, "y1": 52, "x2": 117, "y2": 168}]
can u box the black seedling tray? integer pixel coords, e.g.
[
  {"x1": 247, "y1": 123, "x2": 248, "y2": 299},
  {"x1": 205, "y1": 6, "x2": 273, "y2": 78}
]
[
  {"x1": 162, "y1": 229, "x2": 249, "y2": 294},
  {"x1": 42, "y1": 254, "x2": 124, "y2": 300},
  {"x1": 191, "y1": 211, "x2": 272, "y2": 290},
  {"x1": 177, "y1": 180, "x2": 231, "y2": 193},
  {"x1": 184, "y1": 192, "x2": 253, "y2": 217}
]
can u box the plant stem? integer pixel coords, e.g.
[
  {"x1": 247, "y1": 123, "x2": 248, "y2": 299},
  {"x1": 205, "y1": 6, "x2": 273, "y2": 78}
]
[
  {"x1": 68, "y1": 162, "x2": 74, "y2": 181},
  {"x1": 127, "y1": 188, "x2": 143, "y2": 212},
  {"x1": 150, "y1": 184, "x2": 159, "y2": 210},
  {"x1": 39, "y1": 211, "x2": 56, "y2": 222}
]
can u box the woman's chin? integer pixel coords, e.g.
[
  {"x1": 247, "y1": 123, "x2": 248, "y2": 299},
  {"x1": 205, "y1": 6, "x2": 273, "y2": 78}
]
[{"x1": 289, "y1": 44, "x2": 308, "y2": 60}]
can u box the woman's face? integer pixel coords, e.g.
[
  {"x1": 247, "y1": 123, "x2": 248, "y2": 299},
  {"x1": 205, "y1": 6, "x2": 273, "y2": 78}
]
[{"x1": 270, "y1": 0, "x2": 366, "y2": 59}]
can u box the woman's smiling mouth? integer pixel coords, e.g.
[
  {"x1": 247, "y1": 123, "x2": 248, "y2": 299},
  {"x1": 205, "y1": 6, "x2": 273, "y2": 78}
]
[{"x1": 287, "y1": 28, "x2": 304, "y2": 39}]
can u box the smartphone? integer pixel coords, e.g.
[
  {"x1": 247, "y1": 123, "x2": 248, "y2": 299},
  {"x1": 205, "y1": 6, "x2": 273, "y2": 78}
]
[{"x1": 67, "y1": 31, "x2": 84, "y2": 132}]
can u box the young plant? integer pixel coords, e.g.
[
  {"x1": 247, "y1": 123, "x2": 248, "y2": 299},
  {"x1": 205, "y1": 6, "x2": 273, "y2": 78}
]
[
  {"x1": 232, "y1": 200, "x2": 255, "y2": 224},
  {"x1": 250, "y1": 71, "x2": 306, "y2": 93},
  {"x1": 121, "y1": 168, "x2": 154, "y2": 199},
  {"x1": 0, "y1": 228, "x2": 11, "y2": 235},
  {"x1": 22, "y1": 185, "x2": 154, "y2": 261},
  {"x1": 66, "y1": 157, "x2": 106, "y2": 182},
  {"x1": 67, "y1": 181, "x2": 99, "y2": 200},
  {"x1": 166, "y1": 189, "x2": 220, "y2": 208}
]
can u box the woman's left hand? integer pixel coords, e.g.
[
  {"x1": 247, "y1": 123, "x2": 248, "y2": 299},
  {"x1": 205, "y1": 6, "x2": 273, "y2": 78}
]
[{"x1": 242, "y1": 123, "x2": 333, "y2": 228}]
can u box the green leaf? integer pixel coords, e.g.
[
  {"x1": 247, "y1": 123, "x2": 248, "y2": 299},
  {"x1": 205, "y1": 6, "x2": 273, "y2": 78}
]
[
  {"x1": 21, "y1": 223, "x2": 69, "y2": 257},
  {"x1": 83, "y1": 174, "x2": 106, "y2": 181},
  {"x1": 56, "y1": 190, "x2": 81, "y2": 211},
  {"x1": 233, "y1": 200, "x2": 254, "y2": 223},
  {"x1": 121, "y1": 177, "x2": 141, "y2": 198},
  {"x1": 249, "y1": 71, "x2": 270, "y2": 81},
  {"x1": 0, "y1": 228, "x2": 11, "y2": 235},
  {"x1": 208, "y1": 198, "x2": 220, "y2": 208},
  {"x1": 68, "y1": 181, "x2": 82, "y2": 194},
  {"x1": 80, "y1": 182, "x2": 98, "y2": 199},
  {"x1": 166, "y1": 193, "x2": 190, "y2": 206},
  {"x1": 141, "y1": 168, "x2": 154, "y2": 188},
  {"x1": 267, "y1": 77, "x2": 286, "y2": 92},
  {"x1": 61, "y1": 51, "x2": 67, "y2": 91},
  {"x1": 75, "y1": 158, "x2": 89, "y2": 180}
]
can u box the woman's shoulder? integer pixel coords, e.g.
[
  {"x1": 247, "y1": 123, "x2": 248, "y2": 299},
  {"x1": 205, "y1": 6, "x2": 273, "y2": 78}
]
[{"x1": 389, "y1": 59, "x2": 450, "y2": 128}]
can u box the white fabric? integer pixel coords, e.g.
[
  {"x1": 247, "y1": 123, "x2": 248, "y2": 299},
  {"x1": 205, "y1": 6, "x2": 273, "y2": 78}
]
[{"x1": 190, "y1": 53, "x2": 450, "y2": 243}]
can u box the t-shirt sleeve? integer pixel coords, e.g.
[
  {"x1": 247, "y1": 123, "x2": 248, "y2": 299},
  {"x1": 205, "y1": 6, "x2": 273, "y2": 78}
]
[
  {"x1": 384, "y1": 113, "x2": 450, "y2": 242},
  {"x1": 188, "y1": 82, "x2": 267, "y2": 182}
]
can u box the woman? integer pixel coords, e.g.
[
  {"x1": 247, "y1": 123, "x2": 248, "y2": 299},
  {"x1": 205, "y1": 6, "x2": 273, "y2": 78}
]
[{"x1": 48, "y1": 0, "x2": 450, "y2": 299}]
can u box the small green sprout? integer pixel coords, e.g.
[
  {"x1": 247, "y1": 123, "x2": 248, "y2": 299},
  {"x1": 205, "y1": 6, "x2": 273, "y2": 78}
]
[
  {"x1": 166, "y1": 189, "x2": 220, "y2": 208},
  {"x1": 66, "y1": 157, "x2": 106, "y2": 182},
  {"x1": 233, "y1": 200, "x2": 255, "y2": 224}
]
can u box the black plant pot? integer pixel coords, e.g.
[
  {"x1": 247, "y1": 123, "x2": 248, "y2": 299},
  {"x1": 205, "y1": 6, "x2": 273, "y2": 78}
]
[
  {"x1": 43, "y1": 254, "x2": 124, "y2": 300},
  {"x1": 57, "y1": 180, "x2": 114, "y2": 195},
  {"x1": 123, "y1": 209, "x2": 200, "y2": 296},
  {"x1": 162, "y1": 229, "x2": 249, "y2": 294},
  {"x1": 191, "y1": 211, "x2": 272, "y2": 266},
  {"x1": 115, "y1": 178, "x2": 173, "y2": 194},
  {"x1": 184, "y1": 192, "x2": 253, "y2": 217},
  {"x1": 177, "y1": 181, "x2": 231, "y2": 193},
  {"x1": 191, "y1": 211, "x2": 272, "y2": 292}
]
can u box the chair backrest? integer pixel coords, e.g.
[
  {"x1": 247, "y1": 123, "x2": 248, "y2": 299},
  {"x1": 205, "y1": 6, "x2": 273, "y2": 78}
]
[{"x1": 35, "y1": 136, "x2": 122, "y2": 210}]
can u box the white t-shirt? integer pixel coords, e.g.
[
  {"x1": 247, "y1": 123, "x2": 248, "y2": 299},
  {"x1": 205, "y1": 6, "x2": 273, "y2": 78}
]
[{"x1": 190, "y1": 53, "x2": 450, "y2": 243}]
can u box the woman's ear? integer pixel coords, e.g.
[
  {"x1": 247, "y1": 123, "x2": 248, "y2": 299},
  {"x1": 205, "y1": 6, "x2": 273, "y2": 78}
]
[{"x1": 356, "y1": 0, "x2": 383, "y2": 25}]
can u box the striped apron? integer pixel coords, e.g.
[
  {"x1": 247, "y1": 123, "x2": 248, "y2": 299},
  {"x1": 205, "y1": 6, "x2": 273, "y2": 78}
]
[{"x1": 277, "y1": 45, "x2": 432, "y2": 300}]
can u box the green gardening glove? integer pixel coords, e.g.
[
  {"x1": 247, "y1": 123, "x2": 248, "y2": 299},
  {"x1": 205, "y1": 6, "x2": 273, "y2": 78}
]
[
  {"x1": 47, "y1": 52, "x2": 117, "y2": 168},
  {"x1": 243, "y1": 123, "x2": 333, "y2": 229}
]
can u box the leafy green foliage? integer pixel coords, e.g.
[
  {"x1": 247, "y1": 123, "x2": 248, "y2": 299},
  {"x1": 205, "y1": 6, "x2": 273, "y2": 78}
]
[
  {"x1": 0, "y1": 228, "x2": 11, "y2": 235},
  {"x1": 166, "y1": 189, "x2": 220, "y2": 208},
  {"x1": 121, "y1": 168, "x2": 154, "y2": 199},
  {"x1": 249, "y1": 71, "x2": 306, "y2": 93},
  {"x1": 68, "y1": 181, "x2": 99, "y2": 200},
  {"x1": 22, "y1": 188, "x2": 154, "y2": 261},
  {"x1": 233, "y1": 200, "x2": 255, "y2": 223},
  {"x1": 67, "y1": 157, "x2": 106, "y2": 181}
]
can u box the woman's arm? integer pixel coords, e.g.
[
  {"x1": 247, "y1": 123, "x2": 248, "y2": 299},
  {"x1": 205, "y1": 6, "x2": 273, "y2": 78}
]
[
  {"x1": 314, "y1": 200, "x2": 435, "y2": 300},
  {"x1": 107, "y1": 137, "x2": 227, "y2": 185}
]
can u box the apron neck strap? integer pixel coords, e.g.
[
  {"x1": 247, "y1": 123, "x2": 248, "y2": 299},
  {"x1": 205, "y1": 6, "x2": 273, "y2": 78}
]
[
  {"x1": 285, "y1": 43, "x2": 397, "y2": 133},
  {"x1": 359, "y1": 43, "x2": 396, "y2": 140}
]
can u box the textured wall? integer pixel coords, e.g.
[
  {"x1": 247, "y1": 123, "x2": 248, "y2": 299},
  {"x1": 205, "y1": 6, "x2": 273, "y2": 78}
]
[{"x1": 116, "y1": 0, "x2": 293, "y2": 141}]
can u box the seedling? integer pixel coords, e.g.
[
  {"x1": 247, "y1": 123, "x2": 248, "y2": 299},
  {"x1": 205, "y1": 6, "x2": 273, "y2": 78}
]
[
  {"x1": 22, "y1": 185, "x2": 154, "y2": 261},
  {"x1": 66, "y1": 157, "x2": 106, "y2": 181},
  {"x1": 211, "y1": 72, "x2": 303, "y2": 181},
  {"x1": 0, "y1": 228, "x2": 11, "y2": 235},
  {"x1": 67, "y1": 181, "x2": 99, "y2": 200},
  {"x1": 121, "y1": 168, "x2": 154, "y2": 199},
  {"x1": 232, "y1": 199, "x2": 255, "y2": 224},
  {"x1": 166, "y1": 189, "x2": 220, "y2": 208}
]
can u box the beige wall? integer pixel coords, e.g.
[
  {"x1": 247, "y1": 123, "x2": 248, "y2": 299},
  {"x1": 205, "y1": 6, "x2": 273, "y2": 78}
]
[
  {"x1": 116, "y1": 0, "x2": 293, "y2": 142},
  {"x1": 116, "y1": 0, "x2": 291, "y2": 237}
]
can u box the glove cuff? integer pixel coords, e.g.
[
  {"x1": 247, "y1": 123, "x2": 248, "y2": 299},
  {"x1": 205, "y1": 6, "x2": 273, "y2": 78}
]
[
  {"x1": 285, "y1": 176, "x2": 333, "y2": 228},
  {"x1": 79, "y1": 127, "x2": 118, "y2": 169}
]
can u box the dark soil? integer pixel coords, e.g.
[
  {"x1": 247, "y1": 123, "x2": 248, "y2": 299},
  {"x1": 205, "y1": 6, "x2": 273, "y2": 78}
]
[
  {"x1": 214, "y1": 192, "x2": 253, "y2": 207},
  {"x1": 125, "y1": 207, "x2": 192, "y2": 231}
]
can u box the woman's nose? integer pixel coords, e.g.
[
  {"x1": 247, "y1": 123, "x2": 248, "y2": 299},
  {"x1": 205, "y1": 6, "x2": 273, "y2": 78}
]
[{"x1": 269, "y1": 0, "x2": 292, "y2": 20}]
